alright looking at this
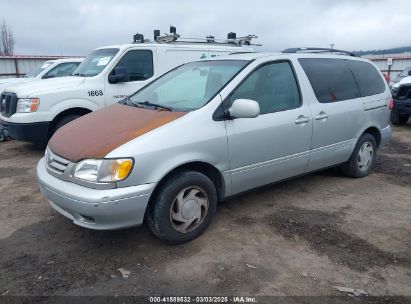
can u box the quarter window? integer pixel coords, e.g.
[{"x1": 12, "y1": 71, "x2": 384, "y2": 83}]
[
  {"x1": 112, "y1": 50, "x2": 153, "y2": 82},
  {"x1": 229, "y1": 61, "x2": 301, "y2": 114},
  {"x1": 299, "y1": 58, "x2": 360, "y2": 103},
  {"x1": 346, "y1": 60, "x2": 385, "y2": 97}
]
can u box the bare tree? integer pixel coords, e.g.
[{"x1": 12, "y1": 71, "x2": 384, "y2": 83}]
[{"x1": 0, "y1": 20, "x2": 15, "y2": 56}]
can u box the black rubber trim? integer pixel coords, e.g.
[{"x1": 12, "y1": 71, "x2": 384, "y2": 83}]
[{"x1": 1, "y1": 121, "x2": 50, "y2": 143}]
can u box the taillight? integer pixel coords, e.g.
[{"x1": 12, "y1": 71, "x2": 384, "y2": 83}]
[{"x1": 389, "y1": 98, "x2": 394, "y2": 110}]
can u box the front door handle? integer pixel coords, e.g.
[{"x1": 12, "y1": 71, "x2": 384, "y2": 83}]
[
  {"x1": 315, "y1": 111, "x2": 328, "y2": 120},
  {"x1": 295, "y1": 115, "x2": 310, "y2": 124}
]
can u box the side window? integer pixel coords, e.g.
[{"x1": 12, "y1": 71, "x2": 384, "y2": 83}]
[
  {"x1": 229, "y1": 61, "x2": 301, "y2": 114},
  {"x1": 42, "y1": 62, "x2": 80, "y2": 78},
  {"x1": 112, "y1": 50, "x2": 153, "y2": 82},
  {"x1": 299, "y1": 58, "x2": 360, "y2": 103},
  {"x1": 346, "y1": 60, "x2": 385, "y2": 97}
]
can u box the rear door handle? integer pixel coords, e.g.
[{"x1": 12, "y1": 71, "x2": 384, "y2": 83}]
[
  {"x1": 295, "y1": 115, "x2": 310, "y2": 124},
  {"x1": 315, "y1": 112, "x2": 328, "y2": 120}
]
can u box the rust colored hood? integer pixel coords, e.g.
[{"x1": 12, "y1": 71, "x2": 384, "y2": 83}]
[{"x1": 49, "y1": 103, "x2": 186, "y2": 162}]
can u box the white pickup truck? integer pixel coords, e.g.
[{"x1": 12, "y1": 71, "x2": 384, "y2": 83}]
[
  {"x1": 0, "y1": 31, "x2": 255, "y2": 145},
  {"x1": 0, "y1": 58, "x2": 83, "y2": 94}
]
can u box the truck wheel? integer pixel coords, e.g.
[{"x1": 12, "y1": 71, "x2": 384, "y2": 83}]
[
  {"x1": 341, "y1": 133, "x2": 377, "y2": 178},
  {"x1": 147, "y1": 171, "x2": 217, "y2": 244},
  {"x1": 54, "y1": 114, "x2": 81, "y2": 133},
  {"x1": 390, "y1": 110, "x2": 409, "y2": 125},
  {"x1": 0, "y1": 129, "x2": 6, "y2": 142}
]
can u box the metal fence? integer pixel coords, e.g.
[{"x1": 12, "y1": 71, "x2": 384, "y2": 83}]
[
  {"x1": 367, "y1": 54, "x2": 411, "y2": 78},
  {"x1": 0, "y1": 55, "x2": 81, "y2": 79}
]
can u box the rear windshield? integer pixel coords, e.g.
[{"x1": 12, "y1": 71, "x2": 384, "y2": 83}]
[{"x1": 299, "y1": 58, "x2": 385, "y2": 103}]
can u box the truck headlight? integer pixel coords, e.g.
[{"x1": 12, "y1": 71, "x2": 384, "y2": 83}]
[
  {"x1": 16, "y1": 98, "x2": 40, "y2": 113},
  {"x1": 73, "y1": 158, "x2": 134, "y2": 183}
]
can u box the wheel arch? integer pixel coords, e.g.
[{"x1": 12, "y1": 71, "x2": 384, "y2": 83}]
[
  {"x1": 147, "y1": 161, "x2": 225, "y2": 213},
  {"x1": 362, "y1": 126, "x2": 381, "y2": 148},
  {"x1": 49, "y1": 107, "x2": 92, "y2": 136}
]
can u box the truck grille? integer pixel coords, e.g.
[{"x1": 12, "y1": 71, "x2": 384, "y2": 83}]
[
  {"x1": 0, "y1": 92, "x2": 18, "y2": 118},
  {"x1": 45, "y1": 148, "x2": 70, "y2": 174},
  {"x1": 397, "y1": 84, "x2": 411, "y2": 101}
]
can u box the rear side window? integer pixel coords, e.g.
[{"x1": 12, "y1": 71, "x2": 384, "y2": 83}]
[
  {"x1": 346, "y1": 60, "x2": 385, "y2": 96},
  {"x1": 299, "y1": 58, "x2": 360, "y2": 103}
]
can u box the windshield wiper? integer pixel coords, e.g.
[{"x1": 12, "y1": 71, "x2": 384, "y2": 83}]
[{"x1": 134, "y1": 101, "x2": 172, "y2": 111}]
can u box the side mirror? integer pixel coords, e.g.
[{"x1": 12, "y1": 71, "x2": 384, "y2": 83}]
[
  {"x1": 228, "y1": 99, "x2": 260, "y2": 119},
  {"x1": 108, "y1": 66, "x2": 129, "y2": 84},
  {"x1": 408, "y1": 70, "x2": 411, "y2": 76}
]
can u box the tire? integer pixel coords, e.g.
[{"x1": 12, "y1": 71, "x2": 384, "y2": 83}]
[
  {"x1": 0, "y1": 129, "x2": 5, "y2": 142},
  {"x1": 341, "y1": 133, "x2": 377, "y2": 178},
  {"x1": 390, "y1": 110, "x2": 409, "y2": 125},
  {"x1": 53, "y1": 114, "x2": 81, "y2": 134},
  {"x1": 147, "y1": 171, "x2": 217, "y2": 244}
]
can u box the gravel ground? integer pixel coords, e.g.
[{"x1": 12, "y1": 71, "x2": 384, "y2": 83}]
[{"x1": 0, "y1": 123, "x2": 410, "y2": 299}]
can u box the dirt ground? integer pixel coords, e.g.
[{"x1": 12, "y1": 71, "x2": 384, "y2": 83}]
[{"x1": 0, "y1": 122, "x2": 410, "y2": 299}]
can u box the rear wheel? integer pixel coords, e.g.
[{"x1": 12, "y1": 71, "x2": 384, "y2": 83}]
[
  {"x1": 390, "y1": 109, "x2": 409, "y2": 125},
  {"x1": 341, "y1": 133, "x2": 377, "y2": 178},
  {"x1": 147, "y1": 171, "x2": 217, "y2": 244}
]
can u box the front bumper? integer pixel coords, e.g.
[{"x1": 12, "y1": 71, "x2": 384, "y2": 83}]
[
  {"x1": 1, "y1": 120, "x2": 50, "y2": 143},
  {"x1": 37, "y1": 158, "x2": 156, "y2": 230},
  {"x1": 393, "y1": 100, "x2": 411, "y2": 116}
]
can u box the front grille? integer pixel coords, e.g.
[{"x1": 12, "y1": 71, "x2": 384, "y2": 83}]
[
  {"x1": 45, "y1": 148, "x2": 69, "y2": 175},
  {"x1": 0, "y1": 92, "x2": 18, "y2": 118}
]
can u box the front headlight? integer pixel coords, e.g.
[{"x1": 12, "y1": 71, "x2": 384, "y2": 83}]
[
  {"x1": 73, "y1": 158, "x2": 134, "y2": 183},
  {"x1": 16, "y1": 98, "x2": 40, "y2": 113}
]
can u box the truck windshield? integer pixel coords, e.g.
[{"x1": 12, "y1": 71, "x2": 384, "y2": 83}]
[
  {"x1": 72, "y1": 48, "x2": 119, "y2": 77},
  {"x1": 24, "y1": 61, "x2": 54, "y2": 78},
  {"x1": 128, "y1": 60, "x2": 249, "y2": 111}
]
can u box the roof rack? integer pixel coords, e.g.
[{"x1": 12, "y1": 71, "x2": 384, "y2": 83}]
[
  {"x1": 133, "y1": 26, "x2": 261, "y2": 47},
  {"x1": 282, "y1": 47, "x2": 356, "y2": 57}
]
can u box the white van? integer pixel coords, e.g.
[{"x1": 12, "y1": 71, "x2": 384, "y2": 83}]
[
  {"x1": 0, "y1": 58, "x2": 83, "y2": 94},
  {"x1": 0, "y1": 30, "x2": 255, "y2": 145}
]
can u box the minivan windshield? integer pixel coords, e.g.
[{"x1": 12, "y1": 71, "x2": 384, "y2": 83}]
[
  {"x1": 24, "y1": 61, "x2": 54, "y2": 78},
  {"x1": 128, "y1": 60, "x2": 249, "y2": 111},
  {"x1": 72, "y1": 48, "x2": 119, "y2": 77}
]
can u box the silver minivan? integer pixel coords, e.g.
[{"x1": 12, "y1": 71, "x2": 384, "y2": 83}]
[{"x1": 37, "y1": 50, "x2": 392, "y2": 244}]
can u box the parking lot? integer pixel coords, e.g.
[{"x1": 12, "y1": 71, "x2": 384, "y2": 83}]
[{"x1": 0, "y1": 123, "x2": 410, "y2": 297}]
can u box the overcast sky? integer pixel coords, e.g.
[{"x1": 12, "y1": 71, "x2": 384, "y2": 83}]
[{"x1": 1, "y1": 0, "x2": 410, "y2": 56}]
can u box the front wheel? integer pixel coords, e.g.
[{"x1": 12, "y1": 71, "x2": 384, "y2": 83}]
[
  {"x1": 147, "y1": 171, "x2": 217, "y2": 244},
  {"x1": 341, "y1": 133, "x2": 377, "y2": 178}
]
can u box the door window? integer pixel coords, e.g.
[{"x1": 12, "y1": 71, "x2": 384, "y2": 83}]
[
  {"x1": 42, "y1": 62, "x2": 81, "y2": 78},
  {"x1": 112, "y1": 50, "x2": 153, "y2": 82},
  {"x1": 228, "y1": 61, "x2": 301, "y2": 114}
]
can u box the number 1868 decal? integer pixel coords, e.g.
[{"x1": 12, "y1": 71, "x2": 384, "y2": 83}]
[{"x1": 88, "y1": 90, "x2": 103, "y2": 97}]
